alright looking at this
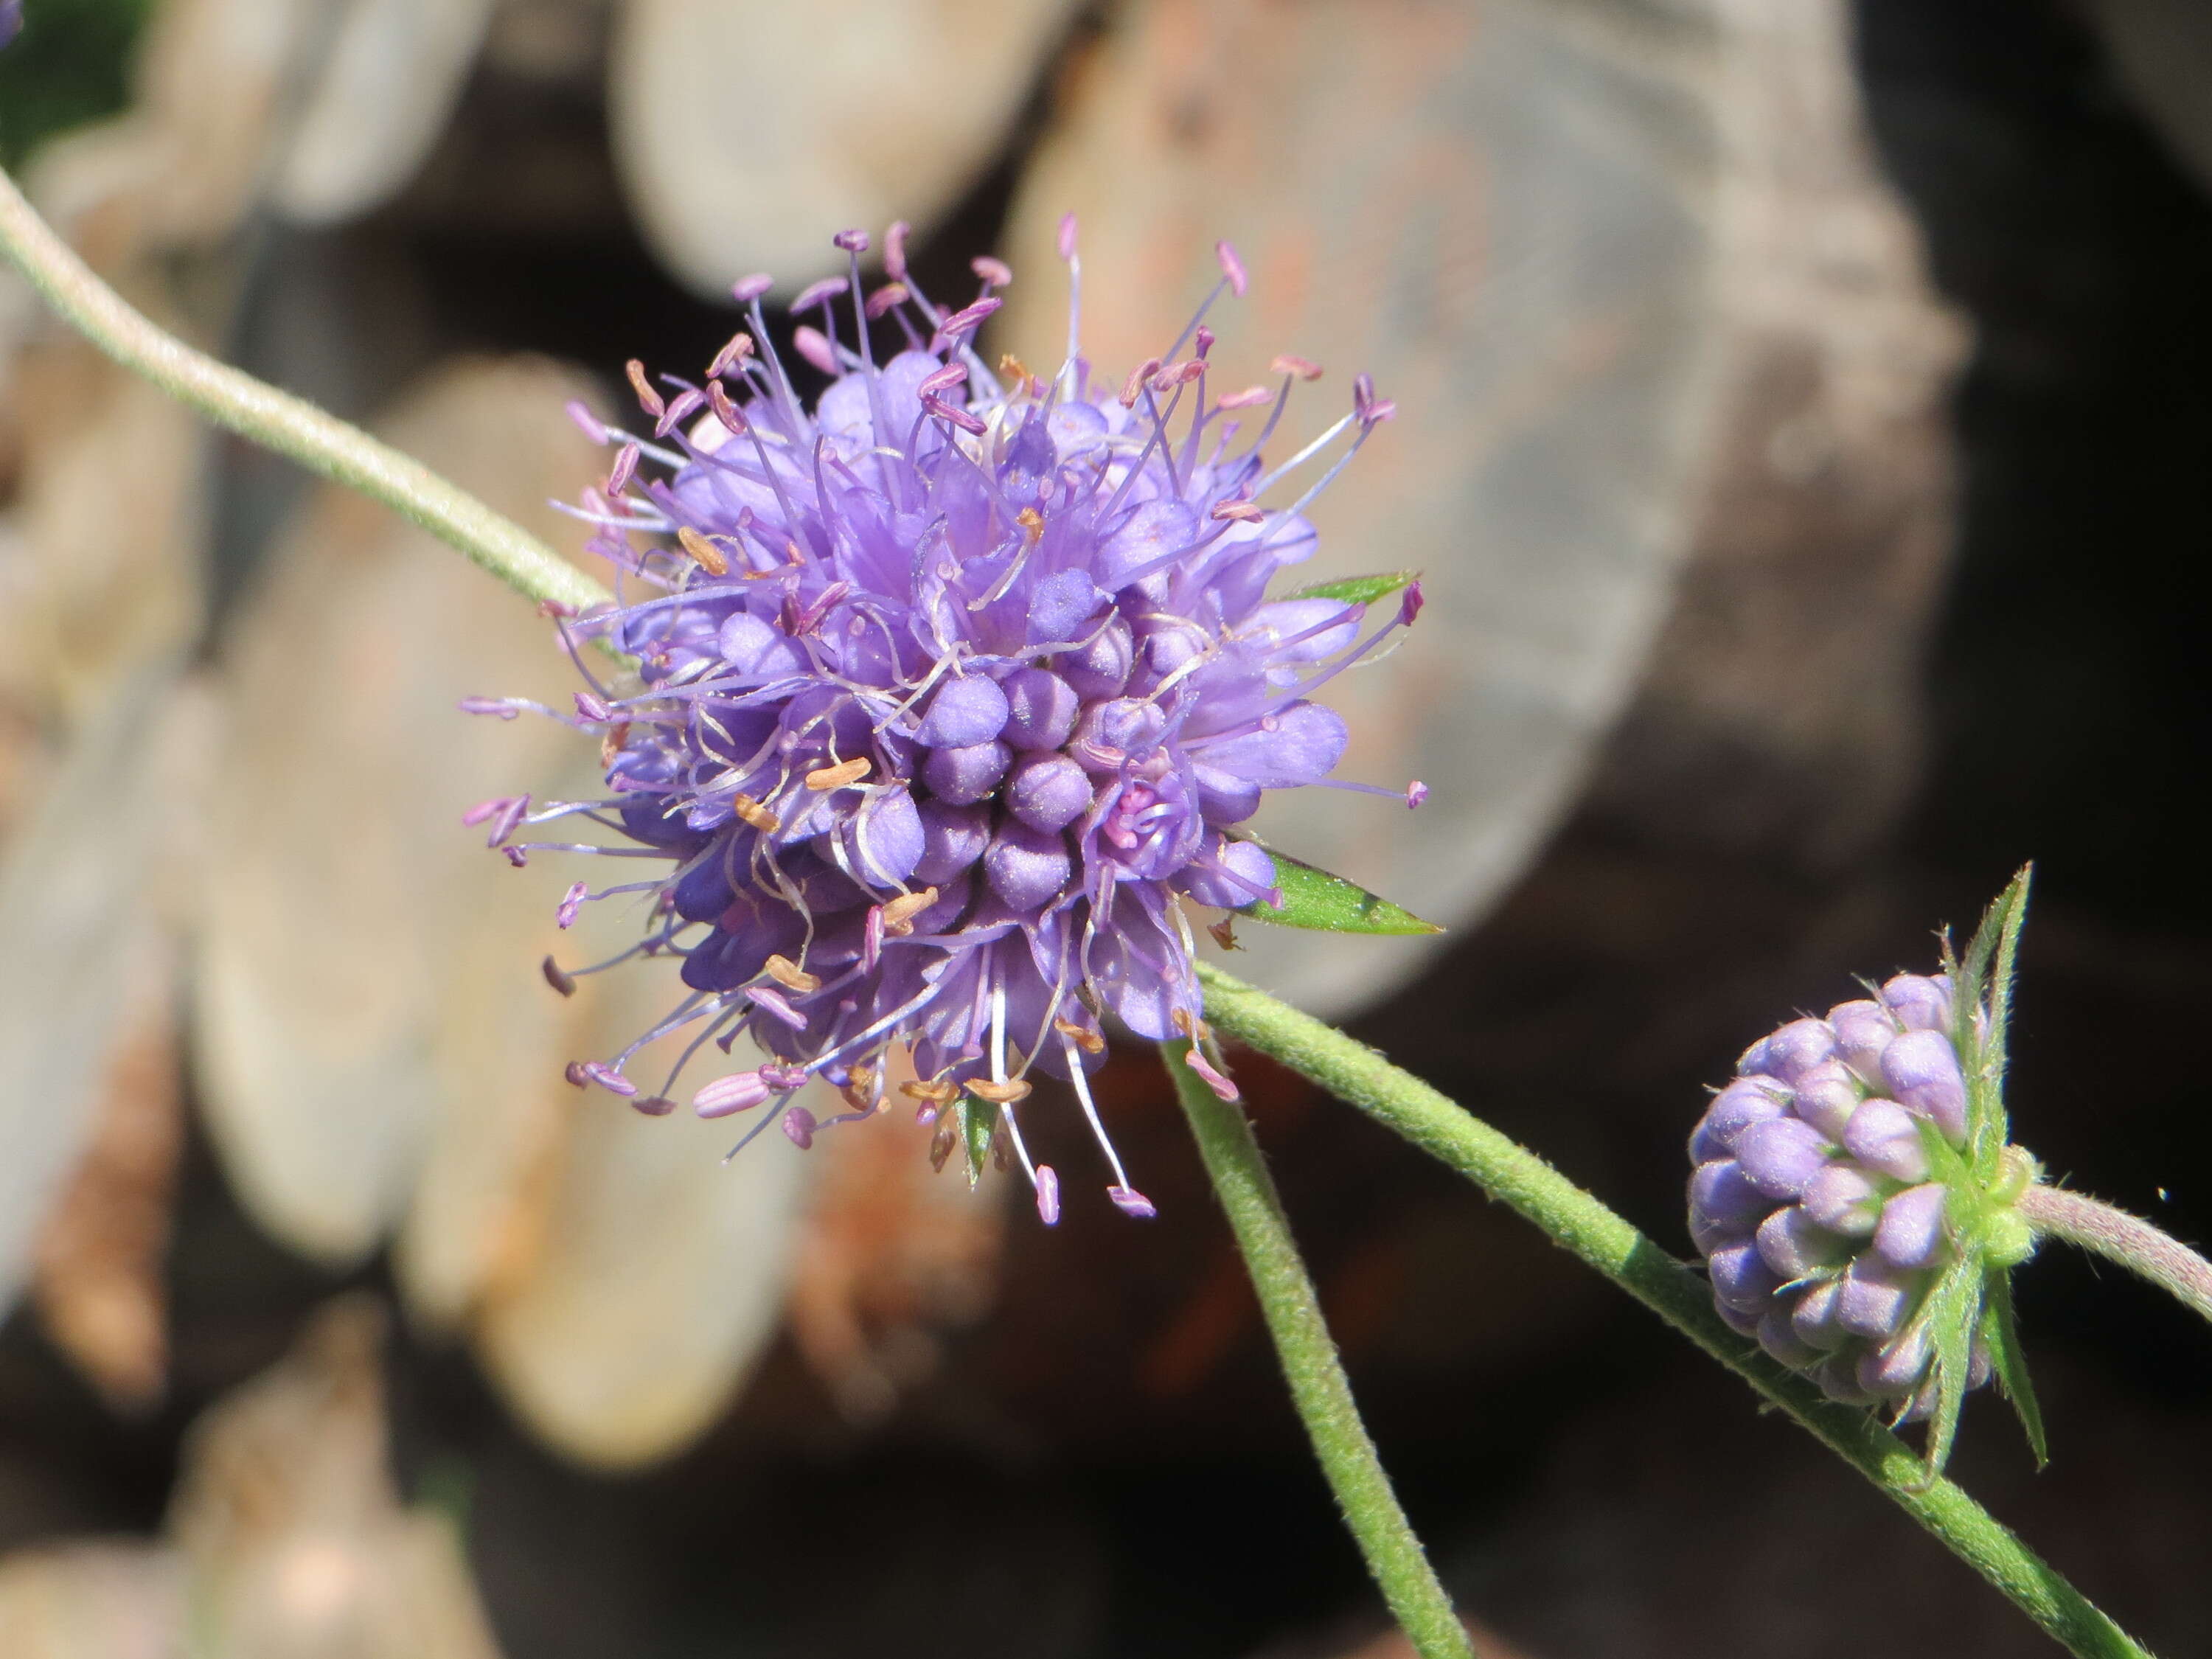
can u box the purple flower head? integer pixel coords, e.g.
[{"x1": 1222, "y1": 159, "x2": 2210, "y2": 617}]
[
  {"x1": 1, "y1": 1, "x2": 21, "y2": 52},
  {"x1": 1688, "y1": 970, "x2": 1990, "y2": 1423},
  {"x1": 481, "y1": 223, "x2": 1417, "y2": 1221}
]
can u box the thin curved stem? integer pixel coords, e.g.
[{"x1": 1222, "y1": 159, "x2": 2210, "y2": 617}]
[
  {"x1": 1195, "y1": 964, "x2": 2151, "y2": 1659},
  {"x1": 0, "y1": 164, "x2": 613, "y2": 618},
  {"x1": 1162, "y1": 1044, "x2": 1476, "y2": 1659},
  {"x1": 2020, "y1": 1183, "x2": 2212, "y2": 1327}
]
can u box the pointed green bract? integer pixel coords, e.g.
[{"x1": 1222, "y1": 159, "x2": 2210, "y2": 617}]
[
  {"x1": 959, "y1": 1097, "x2": 998, "y2": 1186},
  {"x1": 1282, "y1": 571, "x2": 1421, "y2": 607},
  {"x1": 1919, "y1": 1253, "x2": 1983, "y2": 1484},
  {"x1": 1236, "y1": 849, "x2": 1443, "y2": 936},
  {"x1": 1983, "y1": 1267, "x2": 2050, "y2": 1467}
]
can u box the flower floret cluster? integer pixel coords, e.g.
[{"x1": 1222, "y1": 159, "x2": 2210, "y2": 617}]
[
  {"x1": 1688, "y1": 973, "x2": 1992, "y2": 1417},
  {"x1": 467, "y1": 219, "x2": 1417, "y2": 1222}
]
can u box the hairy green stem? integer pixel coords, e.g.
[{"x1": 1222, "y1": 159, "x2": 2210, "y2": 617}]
[
  {"x1": 1196, "y1": 964, "x2": 2151, "y2": 1659},
  {"x1": 1164, "y1": 1045, "x2": 1476, "y2": 1659},
  {"x1": 0, "y1": 164, "x2": 613, "y2": 617},
  {"x1": 2020, "y1": 1184, "x2": 2212, "y2": 1328}
]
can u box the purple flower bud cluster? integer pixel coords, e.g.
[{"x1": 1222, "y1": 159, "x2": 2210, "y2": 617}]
[
  {"x1": 471, "y1": 219, "x2": 1420, "y2": 1222},
  {"x1": 1688, "y1": 973, "x2": 1991, "y2": 1417}
]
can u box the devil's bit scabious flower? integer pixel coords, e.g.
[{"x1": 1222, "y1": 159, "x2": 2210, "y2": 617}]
[
  {"x1": 468, "y1": 218, "x2": 1418, "y2": 1223},
  {"x1": 1688, "y1": 967, "x2": 2037, "y2": 1424}
]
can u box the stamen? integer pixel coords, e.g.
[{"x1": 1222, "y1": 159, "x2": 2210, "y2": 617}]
[
  {"x1": 764, "y1": 953, "x2": 823, "y2": 993},
  {"x1": 675, "y1": 525, "x2": 728, "y2": 575},
  {"x1": 732, "y1": 794, "x2": 782, "y2": 834},
  {"x1": 625, "y1": 360, "x2": 664, "y2": 420},
  {"x1": 804, "y1": 756, "x2": 871, "y2": 790},
  {"x1": 542, "y1": 956, "x2": 577, "y2": 996},
  {"x1": 1034, "y1": 1164, "x2": 1062, "y2": 1225},
  {"x1": 790, "y1": 275, "x2": 848, "y2": 313},
  {"x1": 967, "y1": 1077, "x2": 1032, "y2": 1105},
  {"x1": 880, "y1": 886, "x2": 939, "y2": 935},
  {"x1": 1215, "y1": 240, "x2": 1248, "y2": 296}
]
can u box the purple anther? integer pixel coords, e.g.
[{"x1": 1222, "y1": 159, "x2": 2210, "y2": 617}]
[
  {"x1": 794, "y1": 326, "x2": 838, "y2": 375},
  {"x1": 917, "y1": 362, "x2": 969, "y2": 398},
  {"x1": 932, "y1": 296, "x2": 1002, "y2": 342},
  {"x1": 782, "y1": 1105, "x2": 818, "y2": 1150},
  {"x1": 833, "y1": 228, "x2": 870, "y2": 253},
  {"x1": 1107, "y1": 1184, "x2": 1157, "y2": 1220},
  {"x1": 1120, "y1": 358, "x2": 1164, "y2": 406},
  {"x1": 462, "y1": 794, "x2": 529, "y2": 844},
  {"x1": 458, "y1": 698, "x2": 521, "y2": 720},
  {"x1": 731, "y1": 273, "x2": 775, "y2": 304},
  {"x1": 1194, "y1": 324, "x2": 1216, "y2": 358},
  {"x1": 708, "y1": 332, "x2": 754, "y2": 378},
  {"x1": 580, "y1": 1060, "x2": 638, "y2": 1097},
  {"x1": 971, "y1": 254, "x2": 1012, "y2": 288},
  {"x1": 709, "y1": 381, "x2": 747, "y2": 436},
  {"x1": 884, "y1": 220, "x2": 911, "y2": 280},
  {"x1": 1217, "y1": 385, "x2": 1273, "y2": 410},
  {"x1": 1035, "y1": 1164, "x2": 1062, "y2": 1226},
  {"x1": 866, "y1": 282, "x2": 908, "y2": 319},
  {"x1": 745, "y1": 983, "x2": 809, "y2": 1030},
  {"x1": 1353, "y1": 372, "x2": 1376, "y2": 414},
  {"x1": 541, "y1": 956, "x2": 576, "y2": 997},
  {"x1": 923, "y1": 394, "x2": 987, "y2": 435},
  {"x1": 1272, "y1": 354, "x2": 1323, "y2": 380},
  {"x1": 633, "y1": 1095, "x2": 677, "y2": 1117},
  {"x1": 608, "y1": 442, "x2": 641, "y2": 495},
  {"x1": 564, "y1": 1062, "x2": 590, "y2": 1089},
  {"x1": 503, "y1": 845, "x2": 527, "y2": 867},
  {"x1": 557, "y1": 882, "x2": 588, "y2": 928},
  {"x1": 1185, "y1": 1044, "x2": 1240, "y2": 1102},
  {"x1": 790, "y1": 276, "x2": 849, "y2": 313},
  {"x1": 1216, "y1": 239, "x2": 1248, "y2": 296},
  {"x1": 1405, "y1": 780, "x2": 1429, "y2": 810},
  {"x1": 761, "y1": 1063, "x2": 810, "y2": 1091},
  {"x1": 1057, "y1": 212, "x2": 1078, "y2": 260},
  {"x1": 565, "y1": 399, "x2": 608, "y2": 443},
  {"x1": 655, "y1": 386, "x2": 703, "y2": 437},
  {"x1": 574, "y1": 691, "x2": 611, "y2": 722},
  {"x1": 693, "y1": 1069, "x2": 773, "y2": 1119},
  {"x1": 1155, "y1": 359, "x2": 1207, "y2": 389}
]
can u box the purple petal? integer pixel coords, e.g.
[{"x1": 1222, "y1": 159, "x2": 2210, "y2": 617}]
[
  {"x1": 916, "y1": 675, "x2": 1009, "y2": 748},
  {"x1": 1881, "y1": 1028, "x2": 1969, "y2": 1144},
  {"x1": 1193, "y1": 701, "x2": 1346, "y2": 789}
]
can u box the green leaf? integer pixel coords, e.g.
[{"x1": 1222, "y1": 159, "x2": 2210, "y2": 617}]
[
  {"x1": 959, "y1": 1096, "x2": 998, "y2": 1187},
  {"x1": 1235, "y1": 849, "x2": 1443, "y2": 936},
  {"x1": 1982, "y1": 1265, "x2": 2050, "y2": 1467},
  {"x1": 1281, "y1": 571, "x2": 1420, "y2": 608}
]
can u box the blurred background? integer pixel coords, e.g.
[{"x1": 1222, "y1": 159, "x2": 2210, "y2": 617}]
[{"x1": 1, "y1": 0, "x2": 2208, "y2": 1654}]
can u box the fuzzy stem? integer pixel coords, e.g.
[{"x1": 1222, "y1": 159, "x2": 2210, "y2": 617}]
[
  {"x1": 1163, "y1": 1045, "x2": 1476, "y2": 1659},
  {"x1": 0, "y1": 164, "x2": 613, "y2": 618},
  {"x1": 2020, "y1": 1184, "x2": 2212, "y2": 1327},
  {"x1": 1195, "y1": 964, "x2": 2150, "y2": 1659}
]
